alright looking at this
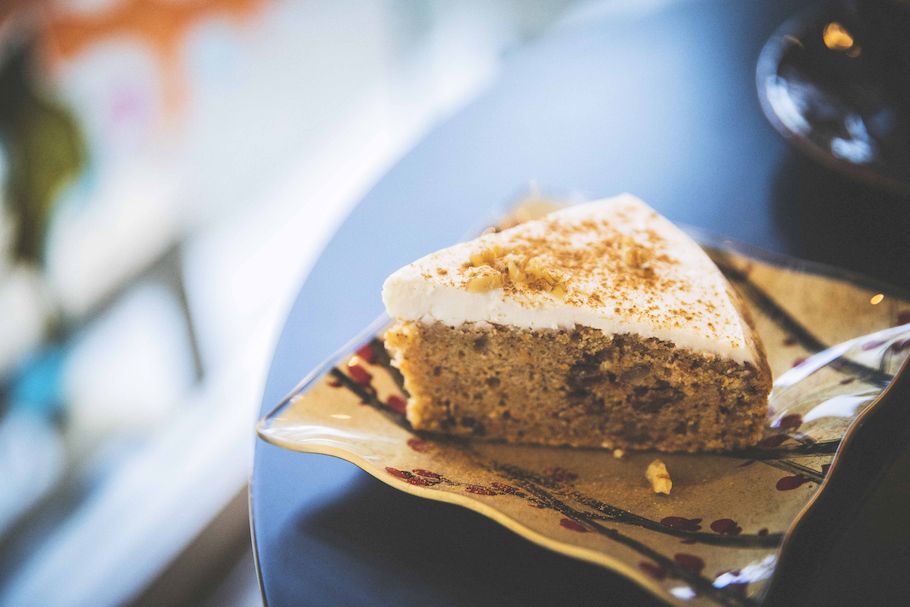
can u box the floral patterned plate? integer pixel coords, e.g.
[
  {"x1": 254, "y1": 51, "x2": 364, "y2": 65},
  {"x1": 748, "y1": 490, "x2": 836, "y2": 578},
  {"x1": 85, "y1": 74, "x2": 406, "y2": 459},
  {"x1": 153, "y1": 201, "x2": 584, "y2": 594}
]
[{"x1": 257, "y1": 201, "x2": 910, "y2": 607}]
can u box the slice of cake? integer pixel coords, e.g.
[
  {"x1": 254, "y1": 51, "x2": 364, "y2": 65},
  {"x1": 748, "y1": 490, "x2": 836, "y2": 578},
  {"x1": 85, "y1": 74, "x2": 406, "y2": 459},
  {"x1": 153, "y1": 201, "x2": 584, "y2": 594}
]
[{"x1": 381, "y1": 194, "x2": 771, "y2": 452}]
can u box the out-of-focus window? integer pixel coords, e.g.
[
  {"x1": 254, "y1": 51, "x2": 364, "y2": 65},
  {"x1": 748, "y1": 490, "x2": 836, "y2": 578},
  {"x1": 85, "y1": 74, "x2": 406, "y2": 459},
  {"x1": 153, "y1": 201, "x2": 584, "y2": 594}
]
[{"x1": 0, "y1": 1, "x2": 578, "y2": 605}]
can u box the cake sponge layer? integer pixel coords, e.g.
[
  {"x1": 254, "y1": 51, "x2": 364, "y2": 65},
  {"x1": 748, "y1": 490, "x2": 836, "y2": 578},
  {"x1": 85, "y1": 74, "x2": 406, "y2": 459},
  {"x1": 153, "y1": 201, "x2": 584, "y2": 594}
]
[{"x1": 385, "y1": 321, "x2": 771, "y2": 452}]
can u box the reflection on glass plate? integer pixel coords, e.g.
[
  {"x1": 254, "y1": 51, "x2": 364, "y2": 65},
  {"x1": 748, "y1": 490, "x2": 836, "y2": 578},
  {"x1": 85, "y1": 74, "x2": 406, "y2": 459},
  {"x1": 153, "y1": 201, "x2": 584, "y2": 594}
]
[{"x1": 258, "y1": 202, "x2": 910, "y2": 606}]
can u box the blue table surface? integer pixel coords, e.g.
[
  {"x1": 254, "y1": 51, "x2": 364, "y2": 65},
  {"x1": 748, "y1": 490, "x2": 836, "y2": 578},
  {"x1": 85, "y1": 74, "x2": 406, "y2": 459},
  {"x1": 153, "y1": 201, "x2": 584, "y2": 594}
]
[{"x1": 251, "y1": 1, "x2": 910, "y2": 605}]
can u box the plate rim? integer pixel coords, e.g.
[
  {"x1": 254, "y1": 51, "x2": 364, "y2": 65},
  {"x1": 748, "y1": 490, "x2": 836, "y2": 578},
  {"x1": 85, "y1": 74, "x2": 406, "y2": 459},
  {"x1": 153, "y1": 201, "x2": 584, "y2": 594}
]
[{"x1": 256, "y1": 432, "x2": 674, "y2": 601}]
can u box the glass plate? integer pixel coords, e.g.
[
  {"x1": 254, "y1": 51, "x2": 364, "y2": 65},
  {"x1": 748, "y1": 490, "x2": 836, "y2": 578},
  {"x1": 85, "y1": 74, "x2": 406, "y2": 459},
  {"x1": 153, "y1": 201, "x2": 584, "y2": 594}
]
[{"x1": 258, "y1": 201, "x2": 910, "y2": 607}]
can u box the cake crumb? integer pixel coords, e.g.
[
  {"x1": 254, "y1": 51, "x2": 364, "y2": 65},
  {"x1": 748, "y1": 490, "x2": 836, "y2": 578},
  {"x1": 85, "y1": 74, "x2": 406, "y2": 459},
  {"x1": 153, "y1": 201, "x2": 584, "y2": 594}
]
[
  {"x1": 613, "y1": 448, "x2": 625, "y2": 459},
  {"x1": 646, "y1": 459, "x2": 672, "y2": 495}
]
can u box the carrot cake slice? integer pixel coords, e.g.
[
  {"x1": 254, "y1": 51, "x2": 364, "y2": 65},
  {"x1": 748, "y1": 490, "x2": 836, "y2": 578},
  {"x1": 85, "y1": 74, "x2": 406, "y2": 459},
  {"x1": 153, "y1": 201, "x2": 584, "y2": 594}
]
[{"x1": 381, "y1": 194, "x2": 771, "y2": 452}]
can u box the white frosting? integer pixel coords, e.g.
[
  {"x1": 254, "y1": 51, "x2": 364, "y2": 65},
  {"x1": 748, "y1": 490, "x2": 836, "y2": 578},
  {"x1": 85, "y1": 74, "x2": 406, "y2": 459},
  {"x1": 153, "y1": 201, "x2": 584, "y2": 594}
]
[{"x1": 382, "y1": 194, "x2": 757, "y2": 363}]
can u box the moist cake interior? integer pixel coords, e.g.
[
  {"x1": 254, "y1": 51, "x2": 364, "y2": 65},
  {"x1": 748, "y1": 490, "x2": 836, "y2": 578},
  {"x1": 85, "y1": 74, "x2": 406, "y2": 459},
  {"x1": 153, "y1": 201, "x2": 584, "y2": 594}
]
[{"x1": 386, "y1": 321, "x2": 767, "y2": 453}]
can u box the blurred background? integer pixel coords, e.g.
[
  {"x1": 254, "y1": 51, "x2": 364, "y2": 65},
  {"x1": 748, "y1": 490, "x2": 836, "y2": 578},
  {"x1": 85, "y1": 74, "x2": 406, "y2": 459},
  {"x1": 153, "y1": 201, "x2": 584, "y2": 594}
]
[
  {"x1": 0, "y1": 1, "x2": 588, "y2": 605},
  {"x1": 6, "y1": 1, "x2": 910, "y2": 606}
]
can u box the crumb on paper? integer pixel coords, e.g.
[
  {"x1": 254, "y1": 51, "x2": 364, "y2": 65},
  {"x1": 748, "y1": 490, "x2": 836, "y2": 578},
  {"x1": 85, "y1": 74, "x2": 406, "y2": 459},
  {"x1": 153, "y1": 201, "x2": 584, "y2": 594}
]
[
  {"x1": 646, "y1": 459, "x2": 672, "y2": 495},
  {"x1": 613, "y1": 448, "x2": 625, "y2": 459}
]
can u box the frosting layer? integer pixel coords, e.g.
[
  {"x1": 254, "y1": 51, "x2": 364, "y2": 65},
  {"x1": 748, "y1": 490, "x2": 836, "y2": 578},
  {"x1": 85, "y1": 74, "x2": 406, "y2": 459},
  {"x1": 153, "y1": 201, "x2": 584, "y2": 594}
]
[{"x1": 382, "y1": 194, "x2": 758, "y2": 363}]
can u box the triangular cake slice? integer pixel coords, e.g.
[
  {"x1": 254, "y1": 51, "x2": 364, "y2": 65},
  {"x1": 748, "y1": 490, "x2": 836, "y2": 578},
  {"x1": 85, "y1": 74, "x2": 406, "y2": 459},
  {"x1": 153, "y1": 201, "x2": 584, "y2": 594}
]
[{"x1": 382, "y1": 194, "x2": 771, "y2": 452}]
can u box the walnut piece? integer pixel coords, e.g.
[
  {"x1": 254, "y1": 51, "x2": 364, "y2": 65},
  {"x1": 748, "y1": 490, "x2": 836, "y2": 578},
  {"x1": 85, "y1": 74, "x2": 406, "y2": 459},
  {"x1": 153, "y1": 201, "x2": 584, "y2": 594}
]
[
  {"x1": 469, "y1": 244, "x2": 508, "y2": 268},
  {"x1": 621, "y1": 238, "x2": 643, "y2": 268},
  {"x1": 618, "y1": 235, "x2": 656, "y2": 278},
  {"x1": 463, "y1": 245, "x2": 568, "y2": 298},
  {"x1": 524, "y1": 255, "x2": 566, "y2": 285},
  {"x1": 645, "y1": 459, "x2": 672, "y2": 495},
  {"x1": 507, "y1": 258, "x2": 523, "y2": 283},
  {"x1": 465, "y1": 267, "x2": 503, "y2": 292}
]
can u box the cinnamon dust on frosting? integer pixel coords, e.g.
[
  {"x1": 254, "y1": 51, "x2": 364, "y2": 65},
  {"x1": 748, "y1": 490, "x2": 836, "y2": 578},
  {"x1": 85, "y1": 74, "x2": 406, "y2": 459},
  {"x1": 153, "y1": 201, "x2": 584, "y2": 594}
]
[
  {"x1": 457, "y1": 217, "x2": 676, "y2": 306},
  {"x1": 448, "y1": 204, "x2": 729, "y2": 341}
]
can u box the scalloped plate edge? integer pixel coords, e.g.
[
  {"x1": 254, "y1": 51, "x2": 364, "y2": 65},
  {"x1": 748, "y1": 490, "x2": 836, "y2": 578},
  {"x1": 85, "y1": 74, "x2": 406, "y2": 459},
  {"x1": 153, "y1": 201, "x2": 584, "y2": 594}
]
[{"x1": 256, "y1": 425, "x2": 674, "y2": 603}]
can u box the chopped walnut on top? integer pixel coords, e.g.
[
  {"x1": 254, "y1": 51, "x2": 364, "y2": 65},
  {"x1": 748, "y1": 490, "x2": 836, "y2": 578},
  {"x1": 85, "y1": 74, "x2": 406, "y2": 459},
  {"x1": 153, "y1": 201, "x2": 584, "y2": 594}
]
[
  {"x1": 469, "y1": 244, "x2": 508, "y2": 268},
  {"x1": 462, "y1": 244, "x2": 569, "y2": 297},
  {"x1": 523, "y1": 254, "x2": 568, "y2": 294},
  {"x1": 464, "y1": 265, "x2": 504, "y2": 292},
  {"x1": 646, "y1": 459, "x2": 672, "y2": 495},
  {"x1": 618, "y1": 235, "x2": 656, "y2": 279}
]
